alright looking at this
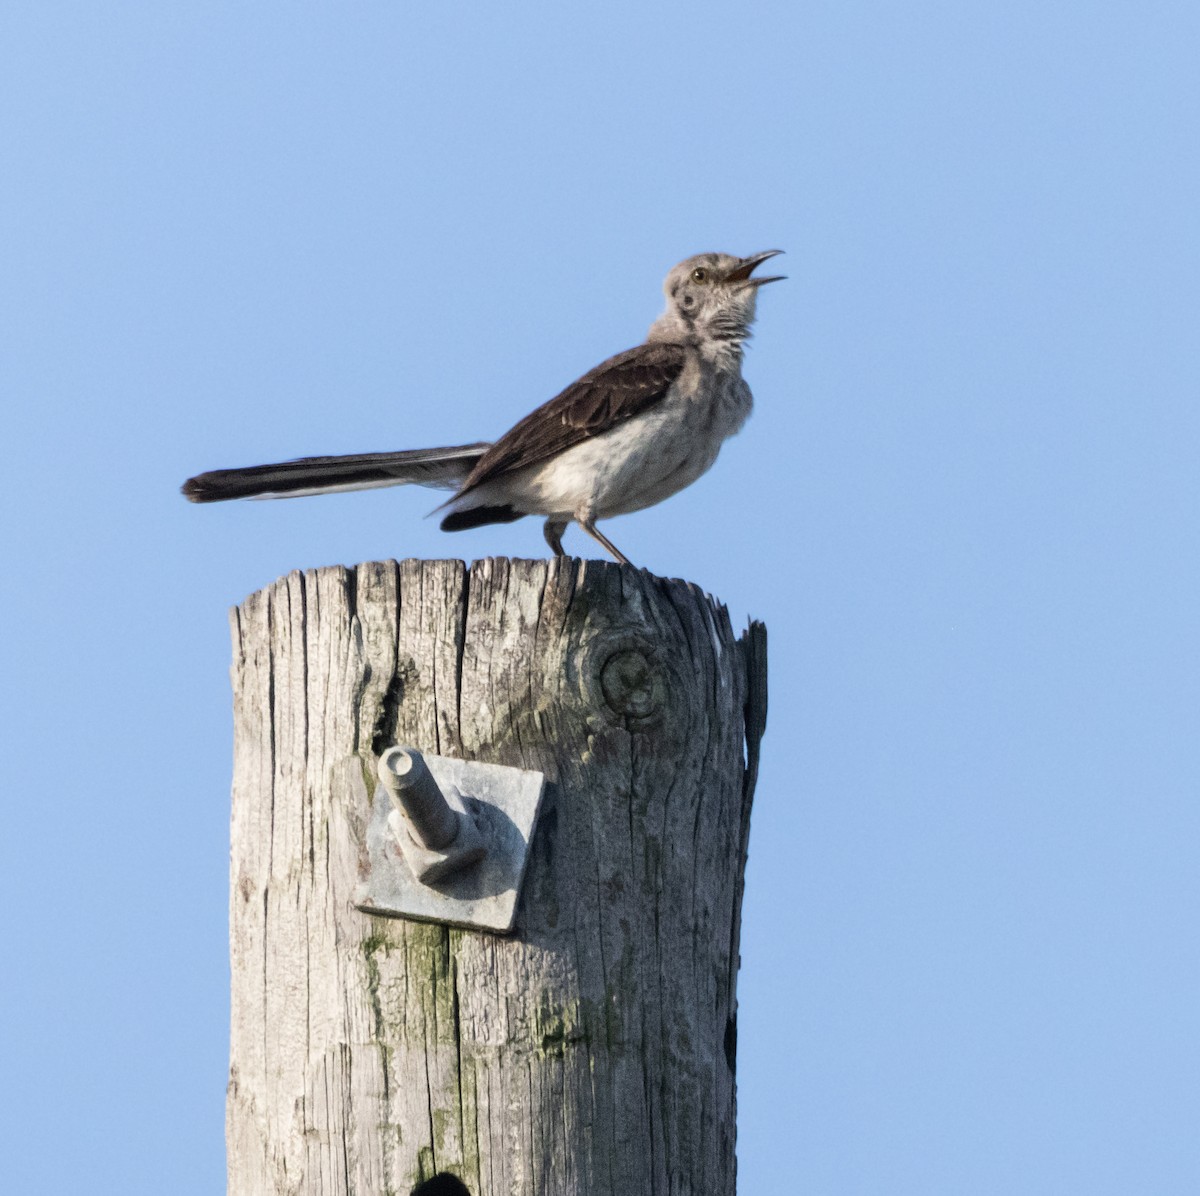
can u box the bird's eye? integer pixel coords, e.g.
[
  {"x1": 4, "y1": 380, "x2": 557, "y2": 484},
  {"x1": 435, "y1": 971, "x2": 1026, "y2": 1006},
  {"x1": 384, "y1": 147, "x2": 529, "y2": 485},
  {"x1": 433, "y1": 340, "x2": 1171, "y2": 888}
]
[{"x1": 691, "y1": 267, "x2": 709, "y2": 283}]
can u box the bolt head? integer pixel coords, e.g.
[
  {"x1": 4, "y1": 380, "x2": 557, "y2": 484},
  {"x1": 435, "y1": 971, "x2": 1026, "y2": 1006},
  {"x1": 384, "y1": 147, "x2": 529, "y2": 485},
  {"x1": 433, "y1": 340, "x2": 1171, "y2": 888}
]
[{"x1": 380, "y1": 746, "x2": 416, "y2": 780}]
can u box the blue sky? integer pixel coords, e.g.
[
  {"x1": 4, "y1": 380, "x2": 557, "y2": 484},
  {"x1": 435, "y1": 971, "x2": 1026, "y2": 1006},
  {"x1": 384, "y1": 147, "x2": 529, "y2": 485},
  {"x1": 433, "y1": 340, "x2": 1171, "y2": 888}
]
[{"x1": 2, "y1": 2, "x2": 1197, "y2": 1192}]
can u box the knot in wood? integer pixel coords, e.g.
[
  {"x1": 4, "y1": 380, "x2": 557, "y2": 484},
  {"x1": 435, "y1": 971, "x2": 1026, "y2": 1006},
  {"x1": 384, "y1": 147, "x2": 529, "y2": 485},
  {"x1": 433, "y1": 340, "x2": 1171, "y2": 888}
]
[{"x1": 598, "y1": 645, "x2": 665, "y2": 727}]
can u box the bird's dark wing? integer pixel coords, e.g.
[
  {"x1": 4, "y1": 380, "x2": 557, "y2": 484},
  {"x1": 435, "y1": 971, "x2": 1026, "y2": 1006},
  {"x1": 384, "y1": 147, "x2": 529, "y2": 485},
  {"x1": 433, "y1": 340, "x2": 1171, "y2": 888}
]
[{"x1": 454, "y1": 342, "x2": 687, "y2": 496}]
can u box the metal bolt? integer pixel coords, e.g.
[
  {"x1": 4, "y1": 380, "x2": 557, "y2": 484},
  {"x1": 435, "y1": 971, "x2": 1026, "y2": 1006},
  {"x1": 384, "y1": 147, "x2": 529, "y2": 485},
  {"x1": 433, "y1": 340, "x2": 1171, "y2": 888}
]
[{"x1": 378, "y1": 746, "x2": 460, "y2": 851}]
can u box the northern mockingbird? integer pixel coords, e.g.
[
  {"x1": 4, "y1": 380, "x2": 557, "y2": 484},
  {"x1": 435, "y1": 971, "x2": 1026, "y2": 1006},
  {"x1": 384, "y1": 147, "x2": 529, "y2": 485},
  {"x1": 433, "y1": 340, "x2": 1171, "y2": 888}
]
[{"x1": 182, "y1": 250, "x2": 783, "y2": 565}]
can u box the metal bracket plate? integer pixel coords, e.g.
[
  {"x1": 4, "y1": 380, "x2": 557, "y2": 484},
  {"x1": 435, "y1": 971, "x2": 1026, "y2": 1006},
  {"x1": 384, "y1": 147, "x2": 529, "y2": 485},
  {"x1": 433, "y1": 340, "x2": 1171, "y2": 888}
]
[{"x1": 354, "y1": 753, "x2": 546, "y2": 934}]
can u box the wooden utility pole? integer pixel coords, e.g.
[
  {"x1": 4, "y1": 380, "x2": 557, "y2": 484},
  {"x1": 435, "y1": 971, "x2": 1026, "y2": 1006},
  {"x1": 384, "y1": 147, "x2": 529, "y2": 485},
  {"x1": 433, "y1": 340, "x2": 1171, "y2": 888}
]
[{"x1": 226, "y1": 556, "x2": 766, "y2": 1196}]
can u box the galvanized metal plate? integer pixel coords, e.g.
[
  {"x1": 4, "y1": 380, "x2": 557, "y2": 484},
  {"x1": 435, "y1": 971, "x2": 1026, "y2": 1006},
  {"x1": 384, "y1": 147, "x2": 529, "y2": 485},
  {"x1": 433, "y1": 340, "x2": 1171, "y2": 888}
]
[{"x1": 354, "y1": 753, "x2": 546, "y2": 934}]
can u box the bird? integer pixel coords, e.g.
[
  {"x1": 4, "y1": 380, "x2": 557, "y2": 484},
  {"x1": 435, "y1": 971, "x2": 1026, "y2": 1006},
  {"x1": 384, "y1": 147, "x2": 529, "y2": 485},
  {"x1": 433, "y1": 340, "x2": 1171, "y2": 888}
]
[{"x1": 182, "y1": 250, "x2": 784, "y2": 565}]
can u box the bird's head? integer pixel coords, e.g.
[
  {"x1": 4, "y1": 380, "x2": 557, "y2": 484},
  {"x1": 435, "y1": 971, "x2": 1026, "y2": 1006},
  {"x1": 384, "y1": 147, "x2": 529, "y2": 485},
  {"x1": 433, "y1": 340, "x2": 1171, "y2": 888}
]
[{"x1": 648, "y1": 250, "x2": 784, "y2": 358}]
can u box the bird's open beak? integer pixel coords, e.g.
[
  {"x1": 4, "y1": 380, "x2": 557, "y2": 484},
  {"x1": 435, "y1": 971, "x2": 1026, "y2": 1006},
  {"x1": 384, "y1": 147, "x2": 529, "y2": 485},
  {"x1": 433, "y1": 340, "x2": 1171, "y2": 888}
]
[{"x1": 725, "y1": 249, "x2": 786, "y2": 287}]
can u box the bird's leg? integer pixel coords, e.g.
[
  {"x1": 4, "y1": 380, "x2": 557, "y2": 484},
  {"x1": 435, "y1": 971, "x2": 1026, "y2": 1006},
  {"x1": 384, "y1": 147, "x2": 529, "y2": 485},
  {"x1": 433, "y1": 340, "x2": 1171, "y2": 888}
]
[
  {"x1": 577, "y1": 517, "x2": 633, "y2": 566},
  {"x1": 543, "y1": 518, "x2": 568, "y2": 556}
]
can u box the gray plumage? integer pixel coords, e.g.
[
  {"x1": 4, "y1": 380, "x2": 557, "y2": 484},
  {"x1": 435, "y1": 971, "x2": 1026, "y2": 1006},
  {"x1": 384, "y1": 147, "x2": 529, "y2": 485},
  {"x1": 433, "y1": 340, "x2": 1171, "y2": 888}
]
[{"x1": 181, "y1": 250, "x2": 783, "y2": 564}]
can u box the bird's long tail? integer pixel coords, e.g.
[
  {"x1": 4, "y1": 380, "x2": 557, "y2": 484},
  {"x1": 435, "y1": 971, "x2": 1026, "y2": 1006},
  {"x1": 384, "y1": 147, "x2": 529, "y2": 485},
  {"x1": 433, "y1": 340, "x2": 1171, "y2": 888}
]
[{"x1": 181, "y1": 443, "x2": 491, "y2": 503}]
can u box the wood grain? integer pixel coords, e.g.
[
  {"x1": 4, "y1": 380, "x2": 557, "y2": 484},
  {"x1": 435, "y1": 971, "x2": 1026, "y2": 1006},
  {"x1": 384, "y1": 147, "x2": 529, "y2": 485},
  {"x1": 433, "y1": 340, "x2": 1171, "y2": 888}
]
[{"x1": 227, "y1": 557, "x2": 767, "y2": 1195}]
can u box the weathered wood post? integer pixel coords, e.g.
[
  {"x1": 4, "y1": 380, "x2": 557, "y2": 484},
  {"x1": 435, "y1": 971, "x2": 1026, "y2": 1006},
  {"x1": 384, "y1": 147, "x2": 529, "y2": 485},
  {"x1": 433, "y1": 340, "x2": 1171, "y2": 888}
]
[{"x1": 226, "y1": 556, "x2": 766, "y2": 1195}]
